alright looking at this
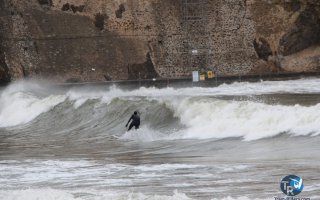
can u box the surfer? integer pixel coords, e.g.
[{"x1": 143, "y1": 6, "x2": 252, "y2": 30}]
[{"x1": 125, "y1": 111, "x2": 140, "y2": 131}]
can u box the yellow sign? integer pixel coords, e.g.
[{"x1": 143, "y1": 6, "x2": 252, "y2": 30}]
[
  {"x1": 207, "y1": 71, "x2": 214, "y2": 79},
  {"x1": 199, "y1": 74, "x2": 206, "y2": 81}
]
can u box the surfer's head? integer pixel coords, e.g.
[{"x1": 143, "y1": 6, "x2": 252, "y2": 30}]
[{"x1": 134, "y1": 111, "x2": 138, "y2": 115}]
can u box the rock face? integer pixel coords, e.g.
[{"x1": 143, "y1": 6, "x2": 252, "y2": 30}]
[{"x1": 0, "y1": 0, "x2": 319, "y2": 83}]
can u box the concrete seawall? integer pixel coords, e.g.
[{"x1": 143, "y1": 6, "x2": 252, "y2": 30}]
[{"x1": 52, "y1": 71, "x2": 320, "y2": 90}]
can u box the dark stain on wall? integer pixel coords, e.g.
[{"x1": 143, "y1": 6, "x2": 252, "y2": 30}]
[
  {"x1": 61, "y1": 3, "x2": 85, "y2": 13},
  {"x1": 94, "y1": 13, "x2": 107, "y2": 31},
  {"x1": 38, "y1": 0, "x2": 52, "y2": 10},
  {"x1": 280, "y1": 0, "x2": 301, "y2": 12},
  {"x1": 38, "y1": 0, "x2": 52, "y2": 6},
  {"x1": 0, "y1": 33, "x2": 10, "y2": 83},
  {"x1": 253, "y1": 37, "x2": 272, "y2": 61},
  {"x1": 0, "y1": 1, "x2": 11, "y2": 83},
  {"x1": 128, "y1": 52, "x2": 159, "y2": 80},
  {"x1": 115, "y1": 4, "x2": 126, "y2": 18}
]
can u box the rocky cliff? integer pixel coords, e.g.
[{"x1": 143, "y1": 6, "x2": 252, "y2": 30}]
[{"x1": 0, "y1": 0, "x2": 319, "y2": 83}]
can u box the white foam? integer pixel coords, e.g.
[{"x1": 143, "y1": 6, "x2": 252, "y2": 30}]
[
  {"x1": 214, "y1": 165, "x2": 249, "y2": 172},
  {"x1": 211, "y1": 197, "x2": 269, "y2": 200},
  {"x1": 0, "y1": 189, "x2": 192, "y2": 200},
  {"x1": 0, "y1": 89, "x2": 66, "y2": 127},
  {"x1": 58, "y1": 78, "x2": 320, "y2": 104},
  {"x1": 66, "y1": 89, "x2": 105, "y2": 109},
  {"x1": 167, "y1": 98, "x2": 320, "y2": 141},
  {"x1": 119, "y1": 126, "x2": 170, "y2": 142},
  {"x1": 133, "y1": 163, "x2": 202, "y2": 172},
  {"x1": 0, "y1": 189, "x2": 76, "y2": 200},
  {"x1": 0, "y1": 189, "x2": 272, "y2": 200},
  {"x1": 129, "y1": 78, "x2": 320, "y2": 96},
  {"x1": 114, "y1": 78, "x2": 320, "y2": 97},
  {"x1": 0, "y1": 160, "x2": 131, "y2": 187},
  {"x1": 166, "y1": 183, "x2": 195, "y2": 187},
  {"x1": 303, "y1": 183, "x2": 320, "y2": 192}
]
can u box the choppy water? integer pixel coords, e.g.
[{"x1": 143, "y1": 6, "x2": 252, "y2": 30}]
[{"x1": 0, "y1": 78, "x2": 320, "y2": 200}]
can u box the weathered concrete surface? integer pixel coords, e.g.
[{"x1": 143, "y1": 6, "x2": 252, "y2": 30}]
[{"x1": 0, "y1": 0, "x2": 319, "y2": 83}]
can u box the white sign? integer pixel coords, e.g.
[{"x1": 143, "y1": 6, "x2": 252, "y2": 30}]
[{"x1": 192, "y1": 71, "x2": 199, "y2": 82}]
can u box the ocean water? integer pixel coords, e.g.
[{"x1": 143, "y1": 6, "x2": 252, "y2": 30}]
[{"x1": 0, "y1": 78, "x2": 319, "y2": 200}]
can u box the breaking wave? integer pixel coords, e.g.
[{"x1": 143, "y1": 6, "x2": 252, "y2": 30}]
[{"x1": 1, "y1": 79, "x2": 320, "y2": 141}]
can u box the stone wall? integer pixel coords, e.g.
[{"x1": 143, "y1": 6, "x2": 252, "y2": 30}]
[{"x1": 0, "y1": 0, "x2": 319, "y2": 83}]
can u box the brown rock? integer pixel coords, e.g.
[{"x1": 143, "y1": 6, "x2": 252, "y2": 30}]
[{"x1": 281, "y1": 46, "x2": 320, "y2": 72}]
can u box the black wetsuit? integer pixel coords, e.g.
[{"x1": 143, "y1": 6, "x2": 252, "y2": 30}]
[{"x1": 126, "y1": 113, "x2": 140, "y2": 131}]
